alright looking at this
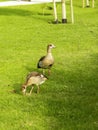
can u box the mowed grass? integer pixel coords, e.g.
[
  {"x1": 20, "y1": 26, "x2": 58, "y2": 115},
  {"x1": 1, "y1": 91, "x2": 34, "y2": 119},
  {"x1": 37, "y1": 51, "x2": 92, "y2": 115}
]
[{"x1": 0, "y1": 1, "x2": 98, "y2": 130}]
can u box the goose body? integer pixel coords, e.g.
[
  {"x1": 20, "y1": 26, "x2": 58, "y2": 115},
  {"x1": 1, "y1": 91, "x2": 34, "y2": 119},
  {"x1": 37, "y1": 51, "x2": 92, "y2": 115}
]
[
  {"x1": 37, "y1": 44, "x2": 55, "y2": 75},
  {"x1": 22, "y1": 72, "x2": 48, "y2": 95}
]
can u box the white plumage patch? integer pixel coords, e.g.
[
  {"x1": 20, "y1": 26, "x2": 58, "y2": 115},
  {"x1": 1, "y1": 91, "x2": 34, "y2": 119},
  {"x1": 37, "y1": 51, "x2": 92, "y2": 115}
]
[{"x1": 40, "y1": 74, "x2": 44, "y2": 78}]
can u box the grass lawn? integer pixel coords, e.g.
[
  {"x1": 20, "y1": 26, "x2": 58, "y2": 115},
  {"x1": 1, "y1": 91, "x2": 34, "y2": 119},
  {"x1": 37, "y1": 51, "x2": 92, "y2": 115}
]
[
  {"x1": 0, "y1": 0, "x2": 10, "y2": 2},
  {"x1": 0, "y1": 0, "x2": 98, "y2": 130}
]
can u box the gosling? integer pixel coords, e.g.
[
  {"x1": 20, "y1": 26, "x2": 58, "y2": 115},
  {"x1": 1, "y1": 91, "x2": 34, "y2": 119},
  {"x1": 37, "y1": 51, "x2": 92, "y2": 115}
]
[
  {"x1": 22, "y1": 71, "x2": 48, "y2": 95},
  {"x1": 37, "y1": 44, "x2": 55, "y2": 75}
]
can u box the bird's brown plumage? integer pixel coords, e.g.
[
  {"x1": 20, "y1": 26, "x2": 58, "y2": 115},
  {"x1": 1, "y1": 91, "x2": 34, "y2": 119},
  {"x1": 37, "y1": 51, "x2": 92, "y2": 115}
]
[
  {"x1": 22, "y1": 71, "x2": 48, "y2": 95},
  {"x1": 37, "y1": 44, "x2": 55, "y2": 75}
]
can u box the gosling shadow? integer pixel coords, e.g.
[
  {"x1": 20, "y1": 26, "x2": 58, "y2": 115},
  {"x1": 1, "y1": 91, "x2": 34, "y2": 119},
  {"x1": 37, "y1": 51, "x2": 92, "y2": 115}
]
[{"x1": 12, "y1": 83, "x2": 22, "y2": 95}]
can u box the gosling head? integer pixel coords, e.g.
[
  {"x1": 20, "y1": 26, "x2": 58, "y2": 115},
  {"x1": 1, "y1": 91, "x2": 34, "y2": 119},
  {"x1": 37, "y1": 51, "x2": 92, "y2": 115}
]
[{"x1": 21, "y1": 84, "x2": 26, "y2": 95}]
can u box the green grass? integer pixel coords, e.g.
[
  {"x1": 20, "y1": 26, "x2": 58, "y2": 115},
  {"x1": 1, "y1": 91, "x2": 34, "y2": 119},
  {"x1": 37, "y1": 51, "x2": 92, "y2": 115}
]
[
  {"x1": 0, "y1": 0, "x2": 98, "y2": 130},
  {"x1": 0, "y1": 0, "x2": 10, "y2": 2}
]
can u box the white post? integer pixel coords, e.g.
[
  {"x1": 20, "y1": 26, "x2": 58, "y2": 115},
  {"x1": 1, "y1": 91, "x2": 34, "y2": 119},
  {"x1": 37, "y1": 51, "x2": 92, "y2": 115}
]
[
  {"x1": 86, "y1": 0, "x2": 90, "y2": 7},
  {"x1": 82, "y1": 0, "x2": 85, "y2": 8},
  {"x1": 70, "y1": 0, "x2": 74, "y2": 23},
  {"x1": 61, "y1": 0, "x2": 67, "y2": 23},
  {"x1": 53, "y1": 0, "x2": 58, "y2": 23},
  {"x1": 92, "y1": 0, "x2": 95, "y2": 8}
]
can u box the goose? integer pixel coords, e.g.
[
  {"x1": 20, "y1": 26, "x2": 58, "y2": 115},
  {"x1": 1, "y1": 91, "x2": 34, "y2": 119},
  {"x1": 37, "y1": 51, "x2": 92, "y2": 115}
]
[
  {"x1": 22, "y1": 71, "x2": 48, "y2": 95},
  {"x1": 37, "y1": 44, "x2": 55, "y2": 75}
]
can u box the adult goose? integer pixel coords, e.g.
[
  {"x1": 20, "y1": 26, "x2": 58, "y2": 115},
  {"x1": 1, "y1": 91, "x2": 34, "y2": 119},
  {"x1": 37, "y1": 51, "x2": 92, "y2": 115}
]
[
  {"x1": 22, "y1": 72, "x2": 48, "y2": 95},
  {"x1": 37, "y1": 44, "x2": 55, "y2": 75}
]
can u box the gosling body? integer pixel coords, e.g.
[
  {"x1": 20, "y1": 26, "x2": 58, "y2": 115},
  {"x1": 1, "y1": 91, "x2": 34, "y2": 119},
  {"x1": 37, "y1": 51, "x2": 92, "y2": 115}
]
[{"x1": 22, "y1": 72, "x2": 47, "y2": 95}]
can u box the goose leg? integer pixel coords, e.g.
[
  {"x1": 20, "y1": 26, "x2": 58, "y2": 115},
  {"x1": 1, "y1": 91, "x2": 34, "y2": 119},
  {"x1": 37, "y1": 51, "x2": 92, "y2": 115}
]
[
  {"x1": 42, "y1": 69, "x2": 45, "y2": 75},
  {"x1": 48, "y1": 69, "x2": 51, "y2": 75}
]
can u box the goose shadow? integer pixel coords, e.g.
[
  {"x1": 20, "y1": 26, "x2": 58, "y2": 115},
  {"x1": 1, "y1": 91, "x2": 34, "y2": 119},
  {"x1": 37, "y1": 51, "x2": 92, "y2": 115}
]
[{"x1": 24, "y1": 65, "x2": 38, "y2": 72}]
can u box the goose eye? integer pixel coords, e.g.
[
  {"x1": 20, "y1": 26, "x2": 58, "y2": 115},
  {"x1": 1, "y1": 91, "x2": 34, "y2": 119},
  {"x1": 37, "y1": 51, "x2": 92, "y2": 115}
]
[{"x1": 50, "y1": 45, "x2": 53, "y2": 48}]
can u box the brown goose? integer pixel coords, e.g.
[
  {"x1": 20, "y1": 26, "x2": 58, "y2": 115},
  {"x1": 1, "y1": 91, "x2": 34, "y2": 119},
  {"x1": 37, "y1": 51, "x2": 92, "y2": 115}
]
[
  {"x1": 22, "y1": 71, "x2": 48, "y2": 95},
  {"x1": 37, "y1": 44, "x2": 55, "y2": 75}
]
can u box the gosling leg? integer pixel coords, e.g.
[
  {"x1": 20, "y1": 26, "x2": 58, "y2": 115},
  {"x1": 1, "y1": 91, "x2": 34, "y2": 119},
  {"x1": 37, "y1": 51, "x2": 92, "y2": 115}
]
[
  {"x1": 29, "y1": 85, "x2": 34, "y2": 95},
  {"x1": 37, "y1": 85, "x2": 40, "y2": 94}
]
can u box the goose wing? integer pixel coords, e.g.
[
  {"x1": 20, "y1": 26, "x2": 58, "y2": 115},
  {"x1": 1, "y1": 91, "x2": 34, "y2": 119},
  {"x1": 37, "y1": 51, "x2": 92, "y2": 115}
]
[{"x1": 37, "y1": 56, "x2": 45, "y2": 68}]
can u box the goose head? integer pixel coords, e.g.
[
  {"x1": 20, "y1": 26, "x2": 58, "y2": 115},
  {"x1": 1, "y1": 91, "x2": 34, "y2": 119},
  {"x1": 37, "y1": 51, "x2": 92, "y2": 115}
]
[{"x1": 47, "y1": 44, "x2": 55, "y2": 53}]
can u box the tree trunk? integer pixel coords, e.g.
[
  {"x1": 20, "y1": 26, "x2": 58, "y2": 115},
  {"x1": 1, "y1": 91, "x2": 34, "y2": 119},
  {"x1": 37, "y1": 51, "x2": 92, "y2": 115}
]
[
  {"x1": 92, "y1": 0, "x2": 95, "y2": 8},
  {"x1": 86, "y1": 0, "x2": 90, "y2": 7},
  {"x1": 53, "y1": 0, "x2": 58, "y2": 23},
  {"x1": 61, "y1": 0, "x2": 67, "y2": 23},
  {"x1": 70, "y1": 0, "x2": 74, "y2": 23},
  {"x1": 82, "y1": 0, "x2": 85, "y2": 8}
]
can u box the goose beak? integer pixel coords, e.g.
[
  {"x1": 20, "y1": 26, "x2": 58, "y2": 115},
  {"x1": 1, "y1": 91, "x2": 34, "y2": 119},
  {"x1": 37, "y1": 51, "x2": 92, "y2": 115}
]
[{"x1": 52, "y1": 44, "x2": 56, "y2": 48}]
